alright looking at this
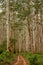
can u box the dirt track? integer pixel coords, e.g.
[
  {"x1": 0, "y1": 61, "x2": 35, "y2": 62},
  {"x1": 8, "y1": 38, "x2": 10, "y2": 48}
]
[{"x1": 12, "y1": 55, "x2": 27, "y2": 65}]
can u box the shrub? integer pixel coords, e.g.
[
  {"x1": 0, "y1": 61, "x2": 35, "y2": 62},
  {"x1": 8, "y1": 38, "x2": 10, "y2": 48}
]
[
  {"x1": 29, "y1": 55, "x2": 38, "y2": 65},
  {"x1": 21, "y1": 52, "x2": 43, "y2": 65},
  {"x1": 0, "y1": 51, "x2": 18, "y2": 65}
]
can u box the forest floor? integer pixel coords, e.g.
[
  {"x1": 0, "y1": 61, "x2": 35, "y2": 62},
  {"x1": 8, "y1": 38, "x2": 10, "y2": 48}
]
[{"x1": 12, "y1": 55, "x2": 27, "y2": 65}]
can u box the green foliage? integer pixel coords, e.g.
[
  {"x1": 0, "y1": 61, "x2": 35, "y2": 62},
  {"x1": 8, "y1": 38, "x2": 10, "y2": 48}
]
[
  {"x1": 10, "y1": 38, "x2": 17, "y2": 44},
  {"x1": 29, "y1": 55, "x2": 38, "y2": 65},
  {"x1": 0, "y1": 51, "x2": 18, "y2": 65},
  {"x1": 0, "y1": 38, "x2": 7, "y2": 53},
  {"x1": 0, "y1": 43, "x2": 6, "y2": 53},
  {"x1": 22, "y1": 52, "x2": 43, "y2": 65},
  {"x1": 14, "y1": 0, "x2": 31, "y2": 20},
  {"x1": 14, "y1": 22, "x2": 24, "y2": 30}
]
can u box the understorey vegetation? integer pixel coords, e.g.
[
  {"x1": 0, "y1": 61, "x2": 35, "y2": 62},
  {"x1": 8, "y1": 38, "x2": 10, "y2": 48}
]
[
  {"x1": 0, "y1": 0, "x2": 43, "y2": 65},
  {"x1": 0, "y1": 51, "x2": 43, "y2": 65}
]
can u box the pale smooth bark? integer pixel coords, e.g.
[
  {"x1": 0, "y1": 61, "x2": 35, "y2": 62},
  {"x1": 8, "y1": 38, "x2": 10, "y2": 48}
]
[
  {"x1": 26, "y1": 25, "x2": 29, "y2": 52},
  {"x1": 6, "y1": 0, "x2": 10, "y2": 51}
]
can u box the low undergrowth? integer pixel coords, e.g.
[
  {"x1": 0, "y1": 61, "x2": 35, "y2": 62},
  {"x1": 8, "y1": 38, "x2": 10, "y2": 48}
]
[
  {"x1": 0, "y1": 51, "x2": 18, "y2": 65},
  {"x1": 21, "y1": 52, "x2": 43, "y2": 65},
  {"x1": 0, "y1": 51, "x2": 43, "y2": 65}
]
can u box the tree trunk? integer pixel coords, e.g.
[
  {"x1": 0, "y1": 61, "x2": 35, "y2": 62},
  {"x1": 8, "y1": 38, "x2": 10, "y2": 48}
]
[
  {"x1": 27, "y1": 16, "x2": 32, "y2": 52},
  {"x1": 6, "y1": 0, "x2": 10, "y2": 51},
  {"x1": 40, "y1": 6, "x2": 43, "y2": 52}
]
